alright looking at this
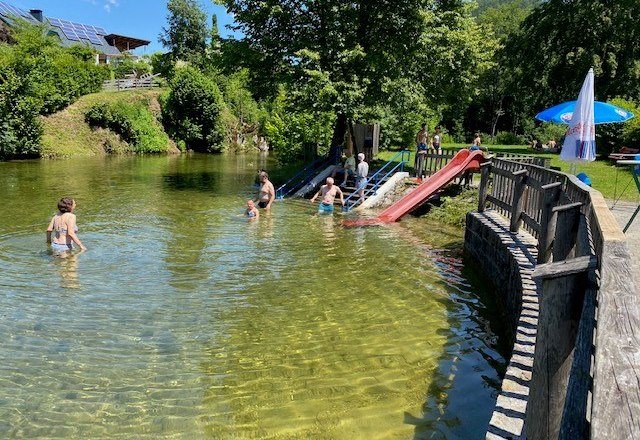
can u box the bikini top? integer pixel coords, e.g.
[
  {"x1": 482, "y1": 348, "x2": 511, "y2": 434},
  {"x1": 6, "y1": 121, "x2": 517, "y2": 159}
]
[{"x1": 52, "y1": 214, "x2": 78, "y2": 238}]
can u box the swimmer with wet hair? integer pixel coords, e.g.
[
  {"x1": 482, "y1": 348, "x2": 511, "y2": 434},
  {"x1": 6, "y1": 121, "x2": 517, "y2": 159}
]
[{"x1": 46, "y1": 197, "x2": 87, "y2": 253}]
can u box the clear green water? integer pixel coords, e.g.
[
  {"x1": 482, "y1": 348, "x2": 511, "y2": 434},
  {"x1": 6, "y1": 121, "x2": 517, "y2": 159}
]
[{"x1": 0, "y1": 154, "x2": 506, "y2": 439}]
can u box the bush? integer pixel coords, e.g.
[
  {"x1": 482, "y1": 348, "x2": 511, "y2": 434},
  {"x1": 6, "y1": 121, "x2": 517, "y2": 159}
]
[
  {"x1": 597, "y1": 98, "x2": 640, "y2": 155},
  {"x1": 0, "y1": 21, "x2": 107, "y2": 159},
  {"x1": 85, "y1": 101, "x2": 170, "y2": 153},
  {"x1": 162, "y1": 67, "x2": 225, "y2": 152},
  {"x1": 495, "y1": 131, "x2": 525, "y2": 145}
]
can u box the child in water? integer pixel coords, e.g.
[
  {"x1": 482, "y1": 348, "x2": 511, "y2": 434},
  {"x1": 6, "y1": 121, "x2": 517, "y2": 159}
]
[
  {"x1": 245, "y1": 200, "x2": 260, "y2": 220},
  {"x1": 46, "y1": 197, "x2": 87, "y2": 254}
]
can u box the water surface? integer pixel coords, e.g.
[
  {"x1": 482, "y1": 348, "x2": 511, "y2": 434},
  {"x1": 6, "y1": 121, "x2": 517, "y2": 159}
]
[{"x1": 0, "y1": 154, "x2": 506, "y2": 439}]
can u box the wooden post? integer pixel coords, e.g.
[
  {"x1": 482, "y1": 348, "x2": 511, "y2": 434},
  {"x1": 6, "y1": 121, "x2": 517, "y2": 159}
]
[
  {"x1": 552, "y1": 202, "x2": 582, "y2": 261},
  {"x1": 509, "y1": 169, "x2": 528, "y2": 232},
  {"x1": 537, "y1": 182, "x2": 562, "y2": 264},
  {"x1": 477, "y1": 162, "x2": 491, "y2": 213}
]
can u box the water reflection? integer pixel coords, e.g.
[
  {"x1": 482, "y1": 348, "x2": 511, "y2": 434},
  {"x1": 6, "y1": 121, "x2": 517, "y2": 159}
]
[{"x1": 50, "y1": 250, "x2": 81, "y2": 289}]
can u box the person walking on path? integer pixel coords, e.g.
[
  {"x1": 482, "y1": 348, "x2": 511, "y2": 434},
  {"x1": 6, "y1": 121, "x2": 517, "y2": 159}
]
[
  {"x1": 255, "y1": 171, "x2": 275, "y2": 210},
  {"x1": 46, "y1": 197, "x2": 87, "y2": 254},
  {"x1": 310, "y1": 177, "x2": 345, "y2": 214}
]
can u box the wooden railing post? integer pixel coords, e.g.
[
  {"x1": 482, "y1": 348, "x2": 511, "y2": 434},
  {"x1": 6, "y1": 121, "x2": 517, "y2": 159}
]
[
  {"x1": 537, "y1": 182, "x2": 562, "y2": 264},
  {"x1": 552, "y1": 202, "x2": 583, "y2": 261},
  {"x1": 477, "y1": 162, "x2": 492, "y2": 213},
  {"x1": 509, "y1": 169, "x2": 528, "y2": 232}
]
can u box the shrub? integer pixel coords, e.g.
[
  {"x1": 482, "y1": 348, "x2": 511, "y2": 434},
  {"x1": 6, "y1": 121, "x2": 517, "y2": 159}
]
[
  {"x1": 162, "y1": 67, "x2": 225, "y2": 152},
  {"x1": 495, "y1": 131, "x2": 525, "y2": 145},
  {"x1": 597, "y1": 98, "x2": 640, "y2": 155},
  {"x1": 0, "y1": 21, "x2": 107, "y2": 159},
  {"x1": 85, "y1": 101, "x2": 170, "y2": 153}
]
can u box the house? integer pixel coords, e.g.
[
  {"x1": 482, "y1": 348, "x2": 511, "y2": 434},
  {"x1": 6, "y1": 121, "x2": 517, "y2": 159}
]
[{"x1": 0, "y1": 1, "x2": 150, "y2": 64}]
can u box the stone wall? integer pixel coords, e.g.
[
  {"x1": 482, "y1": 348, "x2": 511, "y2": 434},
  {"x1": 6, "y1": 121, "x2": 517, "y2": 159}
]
[{"x1": 465, "y1": 210, "x2": 540, "y2": 439}]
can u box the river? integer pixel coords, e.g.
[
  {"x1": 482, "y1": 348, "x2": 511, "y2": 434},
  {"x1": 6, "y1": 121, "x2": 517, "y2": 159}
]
[{"x1": 0, "y1": 153, "x2": 506, "y2": 439}]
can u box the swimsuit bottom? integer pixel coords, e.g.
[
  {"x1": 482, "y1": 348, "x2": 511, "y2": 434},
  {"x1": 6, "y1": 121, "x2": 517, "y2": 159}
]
[
  {"x1": 319, "y1": 202, "x2": 334, "y2": 213},
  {"x1": 258, "y1": 201, "x2": 268, "y2": 209},
  {"x1": 417, "y1": 143, "x2": 428, "y2": 151},
  {"x1": 51, "y1": 242, "x2": 72, "y2": 253}
]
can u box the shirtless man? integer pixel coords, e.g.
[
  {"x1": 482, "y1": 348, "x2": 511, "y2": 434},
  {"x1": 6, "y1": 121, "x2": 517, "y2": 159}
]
[
  {"x1": 255, "y1": 171, "x2": 275, "y2": 210},
  {"x1": 310, "y1": 177, "x2": 345, "y2": 214},
  {"x1": 415, "y1": 124, "x2": 429, "y2": 178}
]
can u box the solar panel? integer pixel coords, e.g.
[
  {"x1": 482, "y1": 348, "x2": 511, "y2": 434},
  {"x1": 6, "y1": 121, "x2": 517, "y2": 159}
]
[
  {"x1": 47, "y1": 16, "x2": 109, "y2": 44},
  {"x1": 60, "y1": 28, "x2": 80, "y2": 42},
  {"x1": 0, "y1": 1, "x2": 30, "y2": 19}
]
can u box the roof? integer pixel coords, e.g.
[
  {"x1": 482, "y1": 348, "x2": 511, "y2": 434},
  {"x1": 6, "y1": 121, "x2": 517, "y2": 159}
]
[
  {"x1": 104, "y1": 34, "x2": 151, "y2": 51},
  {"x1": 0, "y1": 1, "x2": 149, "y2": 56}
]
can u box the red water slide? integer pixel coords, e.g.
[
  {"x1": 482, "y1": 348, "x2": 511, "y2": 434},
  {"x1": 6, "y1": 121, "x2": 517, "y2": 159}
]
[{"x1": 376, "y1": 149, "x2": 485, "y2": 222}]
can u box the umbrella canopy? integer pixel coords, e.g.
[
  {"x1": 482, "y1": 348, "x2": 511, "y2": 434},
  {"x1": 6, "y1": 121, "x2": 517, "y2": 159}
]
[
  {"x1": 535, "y1": 100, "x2": 634, "y2": 125},
  {"x1": 560, "y1": 68, "x2": 596, "y2": 162}
]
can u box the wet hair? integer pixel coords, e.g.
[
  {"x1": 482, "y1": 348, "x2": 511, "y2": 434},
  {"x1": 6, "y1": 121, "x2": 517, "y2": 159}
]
[{"x1": 57, "y1": 197, "x2": 75, "y2": 213}]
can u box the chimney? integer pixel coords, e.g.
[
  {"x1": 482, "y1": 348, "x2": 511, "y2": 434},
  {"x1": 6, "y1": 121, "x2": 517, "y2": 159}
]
[{"x1": 30, "y1": 9, "x2": 43, "y2": 22}]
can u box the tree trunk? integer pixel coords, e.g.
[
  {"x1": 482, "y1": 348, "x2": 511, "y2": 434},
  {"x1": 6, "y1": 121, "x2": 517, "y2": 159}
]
[{"x1": 331, "y1": 112, "x2": 348, "y2": 148}]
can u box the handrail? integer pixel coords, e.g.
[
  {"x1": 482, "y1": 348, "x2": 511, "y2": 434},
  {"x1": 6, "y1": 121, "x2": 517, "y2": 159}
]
[
  {"x1": 343, "y1": 150, "x2": 411, "y2": 211},
  {"x1": 275, "y1": 154, "x2": 335, "y2": 199}
]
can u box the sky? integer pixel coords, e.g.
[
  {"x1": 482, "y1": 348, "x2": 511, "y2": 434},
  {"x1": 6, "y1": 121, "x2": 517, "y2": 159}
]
[{"x1": 8, "y1": 0, "x2": 239, "y2": 55}]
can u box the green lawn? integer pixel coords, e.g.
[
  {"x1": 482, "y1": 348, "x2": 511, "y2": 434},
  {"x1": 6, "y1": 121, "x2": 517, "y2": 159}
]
[{"x1": 377, "y1": 144, "x2": 639, "y2": 202}]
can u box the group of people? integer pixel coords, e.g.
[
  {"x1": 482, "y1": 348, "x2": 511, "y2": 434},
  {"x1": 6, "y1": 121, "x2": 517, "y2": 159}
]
[
  {"x1": 415, "y1": 125, "x2": 443, "y2": 178},
  {"x1": 243, "y1": 152, "x2": 370, "y2": 219},
  {"x1": 530, "y1": 138, "x2": 558, "y2": 151}
]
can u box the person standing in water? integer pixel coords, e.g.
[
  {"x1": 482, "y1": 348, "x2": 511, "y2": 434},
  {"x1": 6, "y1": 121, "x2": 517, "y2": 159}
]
[
  {"x1": 255, "y1": 171, "x2": 275, "y2": 210},
  {"x1": 310, "y1": 177, "x2": 345, "y2": 214},
  {"x1": 245, "y1": 200, "x2": 260, "y2": 220},
  {"x1": 46, "y1": 197, "x2": 87, "y2": 254}
]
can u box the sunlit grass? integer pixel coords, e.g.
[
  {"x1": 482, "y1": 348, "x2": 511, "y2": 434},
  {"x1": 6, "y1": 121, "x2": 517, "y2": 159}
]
[{"x1": 378, "y1": 144, "x2": 638, "y2": 202}]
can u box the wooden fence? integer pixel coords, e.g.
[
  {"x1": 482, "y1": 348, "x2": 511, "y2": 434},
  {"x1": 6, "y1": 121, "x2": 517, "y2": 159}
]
[
  {"x1": 102, "y1": 73, "x2": 161, "y2": 91},
  {"x1": 478, "y1": 158, "x2": 640, "y2": 439},
  {"x1": 420, "y1": 150, "x2": 549, "y2": 177}
]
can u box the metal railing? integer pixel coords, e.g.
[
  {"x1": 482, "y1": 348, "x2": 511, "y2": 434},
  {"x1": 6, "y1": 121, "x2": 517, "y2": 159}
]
[
  {"x1": 275, "y1": 154, "x2": 336, "y2": 199},
  {"x1": 343, "y1": 150, "x2": 411, "y2": 211}
]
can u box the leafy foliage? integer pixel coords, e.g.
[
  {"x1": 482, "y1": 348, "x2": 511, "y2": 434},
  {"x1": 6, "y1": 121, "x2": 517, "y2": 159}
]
[
  {"x1": 162, "y1": 67, "x2": 226, "y2": 152},
  {"x1": 262, "y1": 88, "x2": 334, "y2": 163},
  {"x1": 85, "y1": 100, "x2": 171, "y2": 153},
  {"x1": 160, "y1": 0, "x2": 208, "y2": 65},
  {"x1": 0, "y1": 21, "x2": 107, "y2": 159}
]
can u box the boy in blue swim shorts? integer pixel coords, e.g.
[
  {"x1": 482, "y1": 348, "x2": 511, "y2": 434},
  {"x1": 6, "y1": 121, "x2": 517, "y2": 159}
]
[{"x1": 310, "y1": 177, "x2": 344, "y2": 214}]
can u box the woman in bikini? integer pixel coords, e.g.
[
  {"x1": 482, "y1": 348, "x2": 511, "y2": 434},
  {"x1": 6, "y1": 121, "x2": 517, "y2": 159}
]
[{"x1": 46, "y1": 197, "x2": 87, "y2": 254}]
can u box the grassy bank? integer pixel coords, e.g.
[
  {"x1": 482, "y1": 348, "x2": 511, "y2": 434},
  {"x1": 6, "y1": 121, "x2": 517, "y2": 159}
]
[
  {"x1": 41, "y1": 89, "x2": 178, "y2": 158},
  {"x1": 379, "y1": 145, "x2": 638, "y2": 201}
]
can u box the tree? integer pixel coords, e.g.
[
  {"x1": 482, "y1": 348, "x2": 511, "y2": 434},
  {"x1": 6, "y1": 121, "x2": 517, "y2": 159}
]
[
  {"x1": 503, "y1": 0, "x2": 640, "y2": 122},
  {"x1": 214, "y1": 0, "x2": 494, "y2": 148},
  {"x1": 160, "y1": 0, "x2": 208, "y2": 64}
]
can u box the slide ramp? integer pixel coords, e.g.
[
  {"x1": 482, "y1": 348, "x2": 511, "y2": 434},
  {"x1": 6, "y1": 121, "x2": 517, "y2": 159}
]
[{"x1": 343, "y1": 149, "x2": 485, "y2": 226}]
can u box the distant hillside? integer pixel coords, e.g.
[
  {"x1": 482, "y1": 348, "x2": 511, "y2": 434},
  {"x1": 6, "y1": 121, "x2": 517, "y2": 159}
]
[{"x1": 41, "y1": 89, "x2": 179, "y2": 158}]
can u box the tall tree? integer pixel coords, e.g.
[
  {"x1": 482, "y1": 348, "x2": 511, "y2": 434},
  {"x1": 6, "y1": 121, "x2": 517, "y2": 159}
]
[
  {"x1": 503, "y1": 0, "x2": 640, "y2": 118},
  {"x1": 214, "y1": 0, "x2": 494, "y2": 146},
  {"x1": 160, "y1": 0, "x2": 208, "y2": 64}
]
